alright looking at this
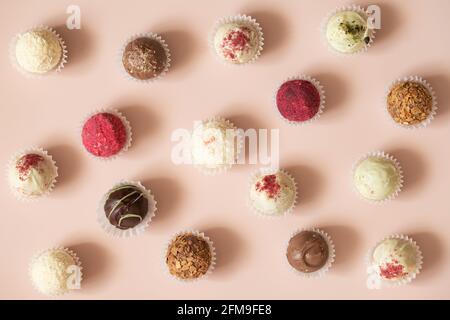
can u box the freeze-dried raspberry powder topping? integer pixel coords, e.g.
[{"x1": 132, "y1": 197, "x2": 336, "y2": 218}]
[
  {"x1": 82, "y1": 113, "x2": 127, "y2": 157},
  {"x1": 276, "y1": 80, "x2": 321, "y2": 122},
  {"x1": 220, "y1": 27, "x2": 251, "y2": 60},
  {"x1": 379, "y1": 261, "x2": 408, "y2": 279},
  {"x1": 16, "y1": 154, "x2": 44, "y2": 181},
  {"x1": 255, "y1": 174, "x2": 281, "y2": 198}
]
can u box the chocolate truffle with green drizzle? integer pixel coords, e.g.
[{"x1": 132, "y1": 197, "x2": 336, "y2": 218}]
[{"x1": 104, "y1": 184, "x2": 149, "y2": 230}]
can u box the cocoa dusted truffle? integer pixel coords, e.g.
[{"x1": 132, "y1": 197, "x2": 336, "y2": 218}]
[
  {"x1": 104, "y1": 184, "x2": 149, "y2": 230},
  {"x1": 166, "y1": 233, "x2": 213, "y2": 280},
  {"x1": 286, "y1": 230, "x2": 329, "y2": 273},
  {"x1": 122, "y1": 37, "x2": 168, "y2": 80}
]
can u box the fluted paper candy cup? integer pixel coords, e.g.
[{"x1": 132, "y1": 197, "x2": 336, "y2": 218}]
[
  {"x1": 383, "y1": 75, "x2": 437, "y2": 129},
  {"x1": 163, "y1": 230, "x2": 216, "y2": 282},
  {"x1": 97, "y1": 180, "x2": 157, "y2": 238},
  {"x1": 366, "y1": 234, "x2": 422, "y2": 288}
]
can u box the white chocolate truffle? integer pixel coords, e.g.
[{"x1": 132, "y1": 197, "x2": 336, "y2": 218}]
[
  {"x1": 353, "y1": 156, "x2": 400, "y2": 201},
  {"x1": 30, "y1": 249, "x2": 79, "y2": 296},
  {"x1": 15, "y1": 29, "x2": 62, "y2": 73},
  {"x1": 8, "y1": 153, "x2": 57, "y2": 197},
  {"x1": 191, "y1": 119, "x2": 238, "y2": 169},
  {"x1": 325, "y1": 11, "x2": 370, "y2": 54},
  {"x1": 249, "y1": 171, "x2": 296, "y2": 216},
  {"x1": 372, "y1": 238, "x2": 419, "y2": 281},
  {"x1": 213, "y1": 22, "x2": 260, "y2": 64}
]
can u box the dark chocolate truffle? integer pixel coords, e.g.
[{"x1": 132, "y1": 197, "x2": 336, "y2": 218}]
[
  {"x1": 104, "y1": 184, "x2": 148, "y2": 230},
  {"x1": 122, "y1": 37, "x2": 167, "y2": 80},
  {"x1": 286, "y1": 230, "x2": 329, "y2": 273}
]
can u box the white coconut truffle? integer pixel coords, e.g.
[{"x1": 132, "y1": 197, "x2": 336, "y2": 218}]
[
  {"x1": 30, "y1": 248, "x2": 80, "y2": 296},
  {"x1": 213, "y1": 22, "x2": 260, "y2": 64},
  {"x1": 191, "y1": 118, "x2": 238, "y2": 170},
  {"x1": 15, "y1": 29, "x2": 62, "y2": 73},
  {"x1": 249, "y1": 171, "x2": 296, "y2": 216}
]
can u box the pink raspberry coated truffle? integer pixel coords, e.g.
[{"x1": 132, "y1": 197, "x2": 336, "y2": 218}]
[
  {"x1": 276, "y1": 80, "x2": 321, "y2": 122},
  {"x1": 82, "y1": 112, "x2": 127, "y2": 158}
]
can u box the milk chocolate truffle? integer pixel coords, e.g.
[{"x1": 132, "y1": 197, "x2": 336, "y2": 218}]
[
  {"x1": 372, "y1": 238, "x2": 420, "y2": 281},
  {"x1": 387, "y1": 81, "x2": 433, "y2": 126},
  {"x1": 286, "y1": 231, "x2": 329, "y2": 273},
  {"x1": 166, "y1": 233, "x2": 212, "y2": 280},
  {"x1": 15, "y1": 29, "x2": 63, "y2": 73},
  {"x1": 30, "y1": 248, "x2": 81, "y2": 296},
  {"x1": 104, "y1": 184, "x2": 149, "y2": 230},
  {"x1": 8, "y1": 152, "x2": 57, "y2": 197},
  {"x1": 122, "y1": 37, "x2": 168, "y2": 80}
]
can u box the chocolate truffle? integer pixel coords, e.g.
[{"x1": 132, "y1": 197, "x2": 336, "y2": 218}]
[
  {"x1": 104, "y1": 184, "x2": 149, "y2": 230},
  {"x1": 30, "y1": 248, "x2": 80, "y2": 296},
  {"x1": 122, "y1": 37, "x2": 168, "y2": 80},
  {"x1": 372, "y1": 238, "x2": 420, "y2": 281},
  {"x1": 249, "y1": 170, "x2": 296, "y2": 216},
  {"x1": 81, "y1": 112, "x2": 128, "y2": 158},
  {"x1": 276, "y1": 79, "x2": 321, "y2": 122},
  {"x1": 387, "y1": 81, "x2": 433, "y2": 126},
  {"x1": 166, "y1": 233, "x2": 212, "y2": 280},
  {"x1": 287, "y1": 231, "x2": 329, "y2": 273},
  {"x1": 15, "y1": 29, "x2": 63, "y2": 73},
  {"x1": 191, "y1": 118, "x2": 239, "y2": 171},
  {"x1": 213, "y1": 20, "x2": 262, "y2": 64},
  {"x1": 353, "y1": 155, "x2": 401, "y2": 201},
  {"x1": 8, "y1": 152, "x2": 57, "y2": 197},
  {"x1": 325, "y1": 10, "x2": 370, "y2": 54}
]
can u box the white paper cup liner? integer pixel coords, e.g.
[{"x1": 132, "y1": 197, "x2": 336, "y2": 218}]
[
  {"x1": 247, "y1": 167, "x2": 298, "y2": 218},
  {"x1": 29, "y1": 246, "x2": 83, "y2": 296},
  {"x1": 365, "y1": 234, "x2": 423, "y2": 288},
  {"x1": 10, "y1": 25, "x2": 68, "y2": 78},
  {"x1": 97, "y1": 180, "x2": 157, "y2": 238},
  {"x1": 321, "y1": 5, "x2": 376, "y2": 56},
  {"x1": 285, "y1": 228, "x2": 335, "y2": 278},
  {"x1": 6, "y1": 147, "x2": 58, "y2": 201},
  {"x1": 163, "y1": 230, "x2": 216, "y2": 283},
  {"x1": 192, "y1": 117, "x2": 243, "y2": 176},
  {"x1": 383, "y1": 75, "x2": 438, "y2": 129},
  {"x1": 79, "y1": 108, "x2": 132, "y2": 161},
  {"x1": 209, "y1": 14, "x2": 264, "y2": 66},
  {"x1": 273, "y1": 75, "x2": 326, "y2": 126},
  {"x1": 351, "y1": 151, "x2": 403, "y2": 204},
  {"x1": 118, "y1": 32, "x2": 171, "y2": 83}
]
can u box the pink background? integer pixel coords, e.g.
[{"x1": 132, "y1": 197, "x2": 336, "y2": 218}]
[{"x1": 0, "y1": 0, "x2": 449, "y2": 300}]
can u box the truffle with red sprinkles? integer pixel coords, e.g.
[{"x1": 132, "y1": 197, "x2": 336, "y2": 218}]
[
  {"x1": 372, "y1": 237, "x2": 421, "y2": 282},
  {"x1": 276, "y1": 79, "x2": 322, "y2": 123},
  {"x1": 249, "y1": 169, "x2": 296, "y2": 216},
  {"x1": 8, "y1": 151, "x2": 57, "y2": 197},
  {"x1": 212, "y1": 17, "x2": 262, "y2": 64},
  {"x1": 81, "y1": 111, "x2": 129, "y2": 158}
]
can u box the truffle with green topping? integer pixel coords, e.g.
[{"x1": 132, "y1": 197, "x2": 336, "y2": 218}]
[{"x1": 325, "y1": 10, "x2": 370, "y2": 53}]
